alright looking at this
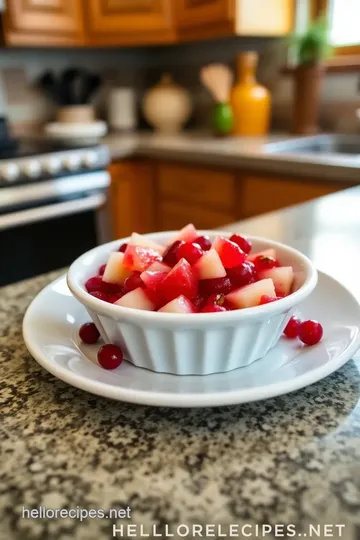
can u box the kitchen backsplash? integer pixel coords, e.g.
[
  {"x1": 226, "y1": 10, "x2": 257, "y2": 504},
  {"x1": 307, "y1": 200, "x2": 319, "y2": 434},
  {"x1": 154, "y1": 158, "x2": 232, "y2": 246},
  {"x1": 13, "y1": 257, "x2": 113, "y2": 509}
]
[{"x1": 0, "y1": 37, "x2": 358, "y2": 135}]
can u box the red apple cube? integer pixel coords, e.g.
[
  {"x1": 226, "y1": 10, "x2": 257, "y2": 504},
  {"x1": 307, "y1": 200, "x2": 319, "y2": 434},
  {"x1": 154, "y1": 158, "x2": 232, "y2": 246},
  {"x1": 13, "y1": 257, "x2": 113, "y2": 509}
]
[
  {"x1": 248, "y1": 248, "x2": 276, "y2": 263},
  {"x1": 160, "y1": 258, "x2": 198, "y2": 302},
  {"x1": 102, "y1": 252, "x2": 131, "y2": 285},
  {"x1": 129, "y1": 232, "x2": 165, "y2": 254},
  {"x1": 226, "y1": 278, "x2": 276, "y2": 309},
  {"x1": 212, "y1": 236, "x2": 246, "y2": 268},
  {"x1": 170, "y1": 223, "x2": 198, "y2": 243},
  {"x1": 140, "y1": 270, "x2": 167, "y2": 291},
  {"x1": 194, "y1": 249, "x2": 226, "y2": 280},
  {"x1": 158, "y1": 295, "x2": 196, "y2": 314},
  {"x1": 115, "y1": 287, "x2": 155, "y2": 311},
  {"x1": 146, "y1": 261, "x2": 171, "y2": 273},
  {"x1": 258, "y1": 266, "x2": 294, "y2": 296},
  {"x1": 123, "y1": 244, "x2": 162, "y2": 272}
]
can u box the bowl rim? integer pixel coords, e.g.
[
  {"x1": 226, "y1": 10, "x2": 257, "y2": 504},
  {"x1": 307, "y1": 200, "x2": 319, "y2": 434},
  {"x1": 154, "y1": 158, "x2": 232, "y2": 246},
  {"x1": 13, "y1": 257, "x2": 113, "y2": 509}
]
[{"x1": 67, "y1": 230, "x2": 318, "y2": 324}]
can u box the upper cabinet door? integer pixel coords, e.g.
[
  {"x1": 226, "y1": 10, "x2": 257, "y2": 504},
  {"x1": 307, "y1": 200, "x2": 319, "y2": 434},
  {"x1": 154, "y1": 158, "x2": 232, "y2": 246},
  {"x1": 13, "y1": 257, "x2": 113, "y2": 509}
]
[
  {"x1": 85, "y1": 0, "x2": 176, "y2": 45},
  {"x1": 2, "y1": 0, "x2": 84, "y2": 46},
  {"x1": 175, "y1": 0, "x2": 235, "y2": 38},
  {"x1": 175, "y1": 0, "x2": 293, "y2": 40}
]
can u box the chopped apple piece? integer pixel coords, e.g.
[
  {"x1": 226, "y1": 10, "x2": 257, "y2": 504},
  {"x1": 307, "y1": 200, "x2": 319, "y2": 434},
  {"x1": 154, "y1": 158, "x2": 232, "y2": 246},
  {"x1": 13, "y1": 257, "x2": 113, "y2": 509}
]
[
  {"x1": 102, "y1": 252, "x2": 131, "y2": 285},
  {"x1": 171, "y1": 223, "x2": 198, "y2": 243},
  {"x1": 226, "y1": 278, "x2": 276, "y2": 309},
  {"x1": 146, "y1": 261, "x2": 171, "y2": 273},
  {"x1": 123, "y1": 244, "x2": 162, "y2": 272},
  {"x1": 158, "y1": 295, "x2": 196, "y2": 314},
  {"x1": 194, "y1": 249, "x2": 226, "y2": 280},
  {"x1": 115, "y1": 287, "x2": 155, "y2": 311},
  {"x1": 129, "y1": 232, "x2": 165, "y2": 254},
  {"x1": 258, "y1": 266, "x2": 294, "y2": 296},
  {"x1": 212, "y1": 236, "x2": 246, "y2": 268},
  {"x1": 160, "y1": 258, "x2": 198, "y2": 302}
]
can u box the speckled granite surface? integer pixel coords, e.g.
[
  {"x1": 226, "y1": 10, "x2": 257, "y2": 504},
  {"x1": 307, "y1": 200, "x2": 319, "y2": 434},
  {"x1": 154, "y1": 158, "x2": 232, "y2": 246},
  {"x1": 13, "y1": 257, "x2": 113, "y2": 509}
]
[{"x1": 2, "y1": 190, "x2": 360, "y2": 540}]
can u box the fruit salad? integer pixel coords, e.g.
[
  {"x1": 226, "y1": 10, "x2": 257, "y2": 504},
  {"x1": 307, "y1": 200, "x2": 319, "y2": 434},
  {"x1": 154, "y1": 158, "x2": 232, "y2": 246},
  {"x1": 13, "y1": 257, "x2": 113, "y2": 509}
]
[{"x1": 84, "y1": 224, "x2": 297, "y2": 314}]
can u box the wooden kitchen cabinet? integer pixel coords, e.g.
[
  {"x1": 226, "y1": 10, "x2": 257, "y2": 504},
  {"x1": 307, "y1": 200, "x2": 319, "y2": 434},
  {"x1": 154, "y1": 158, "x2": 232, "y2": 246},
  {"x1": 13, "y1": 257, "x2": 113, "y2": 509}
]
[
  {"x1": 241, "y1": 175, "x2": 349, "y2": 218},
  {"x1": 175, "y1": 0, "x2": 294, "y2": 41},
  {"x1": 1, "y1": 0, "x2": 84, "y2": 46},
  {"x1": 109, "y1": 161, "x2": 156, "y2": 239},
  {"x1": 84, "y1": 0, "x2": 176, "y2": 46}
]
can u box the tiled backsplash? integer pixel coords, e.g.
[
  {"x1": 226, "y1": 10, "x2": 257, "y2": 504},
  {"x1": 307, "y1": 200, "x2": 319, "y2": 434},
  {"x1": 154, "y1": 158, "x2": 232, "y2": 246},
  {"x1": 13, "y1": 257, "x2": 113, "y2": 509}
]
[{"x1": 0, "y1": 38, "x2": 358, "y2": 135}]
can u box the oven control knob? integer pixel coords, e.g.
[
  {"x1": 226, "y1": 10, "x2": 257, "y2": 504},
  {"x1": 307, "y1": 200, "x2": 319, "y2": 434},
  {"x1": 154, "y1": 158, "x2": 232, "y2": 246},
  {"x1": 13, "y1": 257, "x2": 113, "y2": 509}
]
[
  {"x1": 23, "y1": 160, "x2": 42, "y2": 178},
  {"x1": 45, "y1": 157, "x2": 62, "y2": 175},
  {"x1": 64, "y1": 155, "x2": 81, "y2": 171},
  {"x1": 82, "y1": 152, "x2": 98, "y2": 168},
  {"x1": 2, "y1": 163, "x2": 20, "y2": 182}
]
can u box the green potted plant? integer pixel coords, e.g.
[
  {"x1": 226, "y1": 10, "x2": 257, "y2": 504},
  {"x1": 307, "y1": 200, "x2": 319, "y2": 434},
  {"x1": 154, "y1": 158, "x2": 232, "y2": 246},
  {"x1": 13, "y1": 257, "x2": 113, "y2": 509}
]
[{"x1": 291, "y1": 15, "x2": 331, "y2": 134}]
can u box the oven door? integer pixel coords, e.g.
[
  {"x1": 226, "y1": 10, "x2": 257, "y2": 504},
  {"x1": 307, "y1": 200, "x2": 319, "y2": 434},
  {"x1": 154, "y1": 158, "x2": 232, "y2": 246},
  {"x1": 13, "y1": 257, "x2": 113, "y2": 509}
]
[{"x1": 0, "y1": 190, "x2": 109, "y2": 286}]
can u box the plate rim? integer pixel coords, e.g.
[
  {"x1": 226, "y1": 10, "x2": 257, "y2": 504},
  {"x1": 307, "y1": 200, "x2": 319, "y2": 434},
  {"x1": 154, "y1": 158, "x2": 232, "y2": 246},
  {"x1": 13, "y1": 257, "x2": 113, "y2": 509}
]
[{"x1": 22, "y1": 271, "x2": 360, "y2": 407}]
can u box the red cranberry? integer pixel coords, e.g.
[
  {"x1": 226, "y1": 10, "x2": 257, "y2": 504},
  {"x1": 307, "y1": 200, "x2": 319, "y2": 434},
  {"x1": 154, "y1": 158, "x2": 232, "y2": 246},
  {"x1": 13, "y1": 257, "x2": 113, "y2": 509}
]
[
  {"x1": 259, "y1": 295, "x2": 279, "y2": 305},
  {"x1": 90, "y1": 290, "x2": 108, "y2": 302},
  {"x1": 123, "y1": 271, "x2": 144, "y2": 293},
  {"x1": 79, "y1": 322, "x2": 100, "y2": 344},
  {"x1": 206, "y1": 293, "x2": 225, "y2": 306},
  {"x1": 85, "y1": 276, "x2": 103, "y2": 293},
  {"x1": 283, "y1": 316, "x2": 301, "y2": 338},
  {"x1": 162, "y1": 240, "x2": 184, "y2": 267},
  {"x1": 253, "y1": 255, "x2": 279, "y2": 272},
  {"x1": 118, "y1": 243, "x2": 128, "y2": 253},
  {"x1": 230, "y1": 234, "x2": 252, "y2": 254},
  {"x1": 298, "y1": 320, "x2": 323, "y2": 346},
  {"x1": 201, "y1": 304, "x2": 227, "y2": 313},
  {"x1": 176, "y1": 242, "x2": 203, "y2": 265},
  {"x1": 107, "y1": 292, "x2": 123, "y2": 303},
  {"x1": 98, "y1": 344, "x2": 123, "y2": 370},
  {"x1": 193, "y1": 294, "x2": 207, "y2": 310},
  {"x1": 98, "y1": 264, "x2": 106, "y2": 276},
  {"x1": 227, "y1": 261, "x2": 256, "y2": 288},
  {"x1": 194, "y1": 235, "x2": 212, "y2": 251},
  {"x1": 199, "y1": 277, "x2": 232, "y2": 296},
  {"x1": 101, "y1": 281, "x2": 122, "y2": 294}
]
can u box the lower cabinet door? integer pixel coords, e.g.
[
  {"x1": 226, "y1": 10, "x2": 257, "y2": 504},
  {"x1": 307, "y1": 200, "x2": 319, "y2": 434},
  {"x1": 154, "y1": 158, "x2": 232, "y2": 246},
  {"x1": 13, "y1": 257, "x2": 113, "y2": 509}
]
[{"x1": 158, "y1": 200, "x2": 233, "y2": 231}]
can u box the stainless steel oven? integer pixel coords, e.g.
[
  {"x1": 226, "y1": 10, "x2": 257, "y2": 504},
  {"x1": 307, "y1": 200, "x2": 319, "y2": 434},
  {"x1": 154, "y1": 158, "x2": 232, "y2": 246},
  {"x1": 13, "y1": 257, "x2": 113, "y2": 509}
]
[{"x1": 0, "y1": 142, "x2": 111, "y2": 286}]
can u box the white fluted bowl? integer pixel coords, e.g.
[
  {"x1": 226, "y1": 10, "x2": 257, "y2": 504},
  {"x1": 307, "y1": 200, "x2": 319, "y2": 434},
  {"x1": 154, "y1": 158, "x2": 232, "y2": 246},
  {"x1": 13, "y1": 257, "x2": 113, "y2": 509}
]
[{"x1": 67, "y1": 231, "x2": 317, "y2": 375}]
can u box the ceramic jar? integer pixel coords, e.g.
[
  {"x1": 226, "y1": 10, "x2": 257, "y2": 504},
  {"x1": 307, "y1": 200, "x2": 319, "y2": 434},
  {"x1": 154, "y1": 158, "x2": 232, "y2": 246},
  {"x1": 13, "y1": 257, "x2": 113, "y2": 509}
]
[{"x1": 142, "y1": 74, "x2": 191, "y2": 134}]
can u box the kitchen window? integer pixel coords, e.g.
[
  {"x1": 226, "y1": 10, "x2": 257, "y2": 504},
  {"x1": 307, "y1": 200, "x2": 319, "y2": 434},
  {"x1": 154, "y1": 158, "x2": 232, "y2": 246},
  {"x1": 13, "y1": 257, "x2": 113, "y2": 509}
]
[{"x1": 313, "y1": 0, "x2": 360, "y2": 56}]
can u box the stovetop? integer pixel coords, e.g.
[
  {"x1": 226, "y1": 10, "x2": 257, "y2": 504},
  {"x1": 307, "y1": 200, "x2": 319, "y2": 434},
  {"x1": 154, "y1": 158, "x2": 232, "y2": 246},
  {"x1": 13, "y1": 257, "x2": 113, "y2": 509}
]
[{"x1": 0, "y1": 139, "x2": 96, "y2": 160}]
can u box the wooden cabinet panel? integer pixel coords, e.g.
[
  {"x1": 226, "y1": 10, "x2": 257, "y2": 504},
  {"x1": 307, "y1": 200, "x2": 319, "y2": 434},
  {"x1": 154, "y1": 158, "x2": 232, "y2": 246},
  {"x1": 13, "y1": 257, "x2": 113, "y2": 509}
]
[
  {"x1": 85, "y1": 0, "x2": 175, "y2": 45},
  {"x1": 109, "y1": 161, "x2": 155, "y2": 239},
  {"x1": 3, "y1": 0, "x2": 84, "y2": 45},
  {"x1": 241, "y1": 176, "x2": 346, "y2": 218},
  {"x1": 157, "y1": 163, "x2": 235, "y2": 211},
  {"x1": 158, "y1": 200, "x2": 233, "y2": 231}
]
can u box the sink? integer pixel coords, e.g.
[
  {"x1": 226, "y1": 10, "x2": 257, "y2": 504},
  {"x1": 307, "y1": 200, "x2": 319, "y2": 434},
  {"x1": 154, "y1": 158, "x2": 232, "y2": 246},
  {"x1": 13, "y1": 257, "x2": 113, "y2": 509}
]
[{"x1": 266, "y1": 135, "x2": 360, "y2": 156}]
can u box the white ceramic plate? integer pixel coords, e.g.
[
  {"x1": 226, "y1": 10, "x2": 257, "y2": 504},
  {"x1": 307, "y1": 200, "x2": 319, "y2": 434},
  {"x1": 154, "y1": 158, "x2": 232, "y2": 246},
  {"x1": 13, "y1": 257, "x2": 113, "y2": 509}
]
[
  {"x1": 44, "y1": 121, "x2": 107, "y2": 145},
  {"x1": 23, "y1": 271, "x2": 360, "y2": 407}
]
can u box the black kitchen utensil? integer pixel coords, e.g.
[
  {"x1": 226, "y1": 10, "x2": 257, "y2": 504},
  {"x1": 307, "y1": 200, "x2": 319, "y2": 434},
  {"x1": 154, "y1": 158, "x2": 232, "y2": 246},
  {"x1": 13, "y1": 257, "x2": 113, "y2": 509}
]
[
  {"x1": 37, "y1": 71, "x2": 62, "y2": 105},
  {"x1": 59, "y1": 68, "x2": 82, "y2": 106},
  {"x1": 78, "y1": 73, "x2": 101, "y2": 104}
]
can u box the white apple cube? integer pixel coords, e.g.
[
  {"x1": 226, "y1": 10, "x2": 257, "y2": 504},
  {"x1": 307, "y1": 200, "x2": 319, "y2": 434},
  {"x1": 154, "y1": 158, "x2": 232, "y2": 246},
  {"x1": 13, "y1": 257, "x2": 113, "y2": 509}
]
[
  {"x1": 171, "y1": 223, "x2": 198, "y2": 243},
  {"x1": 226, "y1": 278, "x2": 276, "y2": 309},
  {"x1": 129, "y1": 232, "x2": 165, "y2": 254},
  {"x1": 258, "y1": 266, "x2": 294, "y2": 296},
  {"x1": 158, "y1": 295, "x2": 195, "y2": 314},
  {"x1": 102, "y1": 252, "x2": 131, "y2": 285},
  {"x1": 248, "y1": 248, "x2": 276, "y2": 262},
  {"x1": 194, "y1": 249, "x2": 226, "y2": 279},
  {"x1": 115, "y1": 287, "x2": 155, "y2": 311},
  {"x1": 146, "y1": 261, "x2": 171, "y2": 273}
]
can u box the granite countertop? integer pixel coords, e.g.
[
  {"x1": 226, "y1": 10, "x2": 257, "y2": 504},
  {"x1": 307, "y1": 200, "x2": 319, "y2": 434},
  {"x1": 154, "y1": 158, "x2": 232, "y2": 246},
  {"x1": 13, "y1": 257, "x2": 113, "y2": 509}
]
[
  {"x1": 103, "y1": 131, "x2": 360, "y2": 183},
  {"x1": 1, "y1": 188, "x2": 360, "y2": 540}
]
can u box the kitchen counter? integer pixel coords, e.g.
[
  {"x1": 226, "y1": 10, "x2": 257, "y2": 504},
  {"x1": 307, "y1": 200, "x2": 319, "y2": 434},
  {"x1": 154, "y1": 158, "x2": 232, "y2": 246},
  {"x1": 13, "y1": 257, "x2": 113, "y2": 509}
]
[
  {"x1": 1, "y1": 187, "x2": 360, "y2": 540},
  {"x1": 104, "y1": 131, "x2": 360, "y2": 183}
]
